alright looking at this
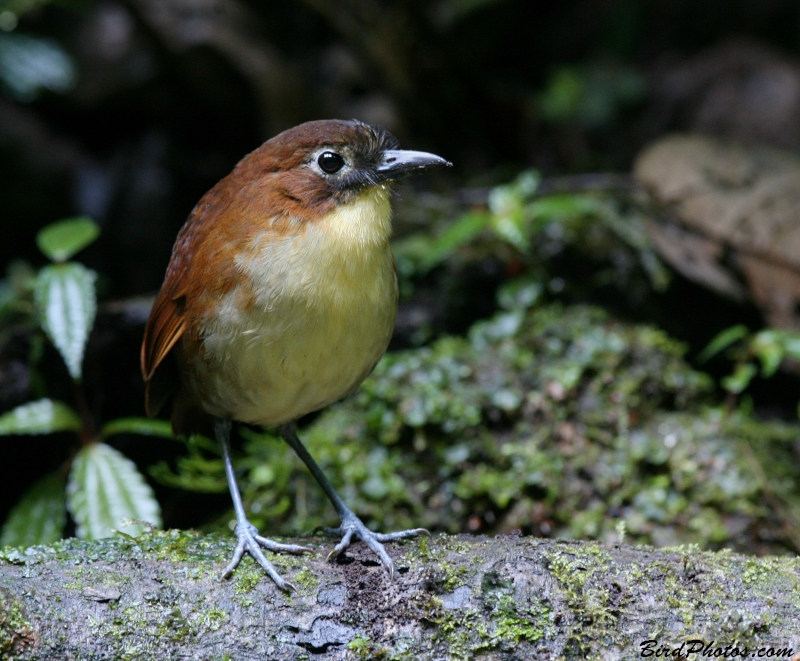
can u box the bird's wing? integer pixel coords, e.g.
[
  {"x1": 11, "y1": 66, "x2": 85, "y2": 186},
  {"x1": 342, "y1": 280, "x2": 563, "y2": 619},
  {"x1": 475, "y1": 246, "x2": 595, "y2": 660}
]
[
  {"x1": 141, "y1": 286, "x2": 187, "y2": 417},
  {"x1": 139, "y1": 178, "x2": 233, "y2": 419}
]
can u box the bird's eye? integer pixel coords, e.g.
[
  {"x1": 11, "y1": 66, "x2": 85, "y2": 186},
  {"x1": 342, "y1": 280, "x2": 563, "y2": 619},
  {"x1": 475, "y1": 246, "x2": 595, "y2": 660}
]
[{"x1": 317, "y1": 151, "x2": 345, "y2": 174}]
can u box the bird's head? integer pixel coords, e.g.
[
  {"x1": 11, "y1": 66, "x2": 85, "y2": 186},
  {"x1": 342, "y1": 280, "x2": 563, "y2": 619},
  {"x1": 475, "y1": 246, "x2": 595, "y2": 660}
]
[{"x1": 231, "y1": 119, "x2": 451, "y2": 221}]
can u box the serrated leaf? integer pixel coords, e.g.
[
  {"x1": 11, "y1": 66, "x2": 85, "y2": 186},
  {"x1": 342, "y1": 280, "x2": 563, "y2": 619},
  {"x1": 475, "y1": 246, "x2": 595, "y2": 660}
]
[
  {"x1": 36, "y1": 217, "x2": 100, "y2": 263},
  {"x1": 101, "y1": 417, "x2": 175, "y2": 439},
  {"x1": 0, "y1": 473, "x2": 66, "y2": 547},
  {"x1": 0, "y1": 399, "x2": 81, "y2": 435},
  {"x1": 34, "y1": 262, "x2": 97, "y2": 380},
  {"x1": 67, "y1": 443, "x2": 162, "y2": 540}
]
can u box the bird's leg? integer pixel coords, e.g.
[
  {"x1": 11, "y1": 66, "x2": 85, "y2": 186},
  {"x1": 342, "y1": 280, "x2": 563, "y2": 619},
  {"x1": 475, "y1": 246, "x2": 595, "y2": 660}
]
[
  {"x1": 279, "y1": 423, "x2": 427, "y2": 578},
  {"x1": 216, "y1": 418, "x2": 312, "y2": 590}
]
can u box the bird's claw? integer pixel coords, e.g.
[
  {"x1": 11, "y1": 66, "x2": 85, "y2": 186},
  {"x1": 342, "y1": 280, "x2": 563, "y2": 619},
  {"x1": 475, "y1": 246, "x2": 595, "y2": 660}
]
[
  {"x1": 221, "y1": 521, "x2": 314, "y2": 592},
  {"x1": 322, "y1": 514, "x2": 428, "y2": 579}
]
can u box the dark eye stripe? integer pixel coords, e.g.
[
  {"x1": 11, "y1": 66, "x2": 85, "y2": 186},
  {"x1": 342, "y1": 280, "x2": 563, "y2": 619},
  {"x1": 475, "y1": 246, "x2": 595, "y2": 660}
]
[{"x1": 318, "y1": 151, "x2": 345, "y2": 174}]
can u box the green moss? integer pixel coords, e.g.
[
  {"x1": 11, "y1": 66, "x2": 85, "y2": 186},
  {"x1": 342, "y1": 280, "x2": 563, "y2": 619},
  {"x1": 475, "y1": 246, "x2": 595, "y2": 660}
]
[
  {"x1": 489, "y1": 593, "x2": 551, "y2": 645},
  {"x1": 2, "y1": 531, "x2": 799, "y2": 659},
  {"x1": 346, "y1": 634, "x2": 394, "y2": 659},
  {"x1": 738, "y1": 555, "x2": 800, "y2": 610},
  {"x1": 539, "y1": 541, "x2": 800, "y2": 653},
  {"x1": 435, "y1": 608, "x2": 483, "y2": 661},
  {"x1": 544, "y1": 543, "x2": 617, "y2": 653},
  {"x1": 479, "y1": 571, "x2": 552, "y2": 648},
  {"x1": 270, "y1": 549, "x2": 307, "y2": 570},
  {"x1": 404, "y1": 536, "x2": 477, "y2": 593},
  {"x1": 426, "y1": 565, "x2": 550, "y2": 659},
  {"x1": 347, "y1": 634, "x2": 372, "y2": 654},
  {"x1": 142, "y1": 528, "x2": 196, "y2": 563},
  {"x1": 291, "y1": 565, "x2": 319, "y2": 595},
  {"x1": 199, "y1": 608, "x2": 227, "y2": 632},
  {"x1": 0, "y1": 532, "x2": 270, "y2": 643},
  {"x1": 232, "y1": 556, "x2": 262, "y2": 595},
  {"x1": 432, "y1": 570, "x2": 553, "y2": 660},
  {"x1": 0, "y1": 589, "x2": 34, "y2": 658}
]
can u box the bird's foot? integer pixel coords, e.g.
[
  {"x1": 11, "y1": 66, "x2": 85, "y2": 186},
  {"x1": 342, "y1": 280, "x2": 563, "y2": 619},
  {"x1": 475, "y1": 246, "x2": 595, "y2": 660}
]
[
  {"x1": 222, "y1": 520, "x2": 314, "y2": 592},
  {"x1": 319, "y1": 510, "x2": 428, "y2": 579}
]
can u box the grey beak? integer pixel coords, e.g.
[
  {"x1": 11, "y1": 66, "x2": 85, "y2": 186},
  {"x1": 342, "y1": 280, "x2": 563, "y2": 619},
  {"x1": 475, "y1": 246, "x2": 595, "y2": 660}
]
[{"x1": 376, "y1": 149, "x2": 452, "y2": 181}]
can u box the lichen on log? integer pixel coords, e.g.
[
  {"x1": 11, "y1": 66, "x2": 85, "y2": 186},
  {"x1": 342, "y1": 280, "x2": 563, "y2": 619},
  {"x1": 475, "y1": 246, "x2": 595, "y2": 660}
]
[{"x1": 2, "y1": 530, "x2": 799, "y2": 660}]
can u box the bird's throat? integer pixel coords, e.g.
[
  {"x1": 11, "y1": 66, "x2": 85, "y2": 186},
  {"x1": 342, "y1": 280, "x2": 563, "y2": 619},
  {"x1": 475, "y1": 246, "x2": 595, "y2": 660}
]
[
  {"x1": 269, "y1": 184, "x2": 395, "y2": 307},
  {"x1": 318, "y1": 184, "x2": 393, "y2": 251}
]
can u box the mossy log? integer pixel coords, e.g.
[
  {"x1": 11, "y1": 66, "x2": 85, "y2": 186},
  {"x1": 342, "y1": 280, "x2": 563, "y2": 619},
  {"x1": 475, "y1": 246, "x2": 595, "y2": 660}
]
[{"x1": 2, "y1": 531, "x2": 799, "y2": 660}]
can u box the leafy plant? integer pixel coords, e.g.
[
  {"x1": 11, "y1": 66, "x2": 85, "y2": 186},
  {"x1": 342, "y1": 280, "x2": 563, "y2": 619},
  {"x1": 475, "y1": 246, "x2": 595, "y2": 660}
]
[
  {"x1": 395, "y1": 169, "x2": 669, "y2": 292},
  {"x1": 699, "y1": 324, "x2": 800, "y2": 404},
  {"x1": 0, "y1": 217, "x2": 168, "y2": 548}
]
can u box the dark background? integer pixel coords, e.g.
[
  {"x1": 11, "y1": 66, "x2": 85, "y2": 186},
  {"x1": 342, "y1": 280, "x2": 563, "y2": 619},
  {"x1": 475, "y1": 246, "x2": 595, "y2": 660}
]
[{"x1": 2, "y1": 0, "x2": 800, "y2": 532}]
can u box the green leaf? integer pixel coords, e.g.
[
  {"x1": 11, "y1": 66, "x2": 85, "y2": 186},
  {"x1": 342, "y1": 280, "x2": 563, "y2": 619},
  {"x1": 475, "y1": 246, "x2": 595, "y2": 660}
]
[
  {"x1": 36, "y1": 217, "x2": 100, "y2": 263},
  {"x1": 101, "y1": 417, "x2": 174, "y2": 439},
  {"x1": 34, "y1": 262, "x2": 97, "y2": 380},
  {"x1": 0, "y1": 33, "x2": 77, "y2": 102},
  {"x1": 697, "y1": 325, "x2": 750, "y2": 364},
  {"x1": 497, "y1": 278, "x2": 543, "y2": 311},
  {"x1": 526, "y1": 193, "x2": 598, "y2": 221},
  {"x1": 67, "y1": 443, "x2": 162, "y2": 540},
  {"x1": 489, "y1": 184, "x2": 528, "y2": 251},
  {"x1": 751, "y1": 330, "x2": 784, "y2": 378},
  {"x1": 0, "y1": 473, "x2": 66, "y2": 547},
  {"x1": 538, "y1": 66, "x2": 585, "y2": 122},
  {"x1": 0, "y1": 398, "x2": 81, "y2": 435},
  {"x1": 780, "y1": 334, "x2": 800, "y2": 361},
  {"x1": 721, "y1": 363, "x2": 757, "y2": 395},
  {"x1": 419, "y1": 211, "x2": 490, "y2": 271}
]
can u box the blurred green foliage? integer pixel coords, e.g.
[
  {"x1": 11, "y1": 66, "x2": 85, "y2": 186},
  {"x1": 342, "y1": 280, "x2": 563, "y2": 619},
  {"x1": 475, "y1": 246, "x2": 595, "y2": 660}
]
[
  {"x1": 155, "y1": 282, "x2": 800, "y2": 554},
  {"x1": 395, "y1": 169, "x2": 669, "y2": 321},
  {"x1": 700, "y1": 325, "x2": 800, "y2": 402}
]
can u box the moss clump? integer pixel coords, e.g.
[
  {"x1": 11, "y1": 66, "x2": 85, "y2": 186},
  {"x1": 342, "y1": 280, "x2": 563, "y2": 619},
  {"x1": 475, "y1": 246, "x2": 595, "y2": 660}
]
[
  {"x1": 291, "y1": 565, "x2": 319, "y2": 595},
  {"x1": 0, "y1": 589, "x2": 34, "y2": 658},
  {"x1": 431, "y1": 568, "x2": 554, "y2": 659},
  {"x1": 479, "y1": 570, "x2": 553, "y2": 648},
  {"x1": 544, "y1": 543, "x2": 616, "y2": 653},
  {"x1": 231, "y1": 556, "x2": 262, "y2": 595},
  {"x1": 199, "y1": 608, "x2": 227, "y2": 632},
  {"x1": 346, "y1": 634, "x2": 396, "y2": 660}
]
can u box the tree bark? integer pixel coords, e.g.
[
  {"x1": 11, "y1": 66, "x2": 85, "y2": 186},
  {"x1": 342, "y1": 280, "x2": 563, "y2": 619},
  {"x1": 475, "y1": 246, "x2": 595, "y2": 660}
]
[{"x1": 1, "y1": 531, "x2": 799, "y2": 660}]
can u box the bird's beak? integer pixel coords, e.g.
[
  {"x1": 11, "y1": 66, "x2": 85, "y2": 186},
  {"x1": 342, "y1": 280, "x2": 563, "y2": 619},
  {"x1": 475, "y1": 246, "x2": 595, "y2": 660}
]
[{"x1": 376, "y1": 149, "x2": 452, "y2": 181}]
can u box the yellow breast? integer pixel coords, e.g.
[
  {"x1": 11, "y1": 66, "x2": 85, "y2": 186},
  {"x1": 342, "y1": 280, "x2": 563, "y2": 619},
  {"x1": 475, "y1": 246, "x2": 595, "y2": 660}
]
[{"x1": 190, "y1": 186, "x2": 398, "y2": 426}]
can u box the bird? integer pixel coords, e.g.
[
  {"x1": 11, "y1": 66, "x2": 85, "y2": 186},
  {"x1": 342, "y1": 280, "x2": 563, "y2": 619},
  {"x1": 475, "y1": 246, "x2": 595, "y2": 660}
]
[{"x1": 140, "y1": 119, "x2": 451, "y2": 590}]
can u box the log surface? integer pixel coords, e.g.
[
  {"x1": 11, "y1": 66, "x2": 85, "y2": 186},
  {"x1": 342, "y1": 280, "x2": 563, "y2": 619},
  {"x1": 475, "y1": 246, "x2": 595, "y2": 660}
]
[{"x1": 1, "y1": 531, "x2": 799, "y2": 660}]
